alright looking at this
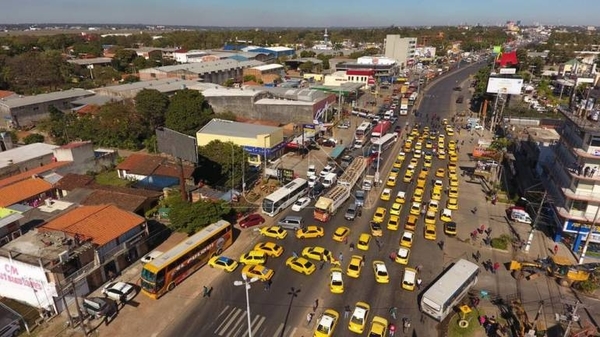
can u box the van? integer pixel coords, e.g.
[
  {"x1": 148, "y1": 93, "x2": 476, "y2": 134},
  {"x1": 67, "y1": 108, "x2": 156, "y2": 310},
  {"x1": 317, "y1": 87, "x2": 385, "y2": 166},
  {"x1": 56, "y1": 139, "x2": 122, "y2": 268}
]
[
  {"x1": 353, "y1": 139, "x2": 364, "y2": 149},
  {"x1": 345, "y1": 203, "x2": 358, "y2": 221},
  {"x1": 82, "y1": 297, "x2": 117, "y2": 319},
  {"x1": 322, "y1": 173, "x2": 337, "y2": 188},
  {"x1": 510, "y1": 208, "x2": 532, "y2": 224},
  {"x1": 0, "y1": 321, "x2": 20, "y2": 337},
  {"x1": 277, "y1": 216, "x2": 304, "y2": 230}
]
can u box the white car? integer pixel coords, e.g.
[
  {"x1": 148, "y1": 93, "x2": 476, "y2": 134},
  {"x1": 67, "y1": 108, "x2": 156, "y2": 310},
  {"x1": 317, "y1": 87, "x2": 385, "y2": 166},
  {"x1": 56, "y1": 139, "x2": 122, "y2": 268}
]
[
  {"x1": 308, "y1": 175, "x2": 319, "y2": 187},
  {"x1": 307, "y1": 165, "x2": 317, "y2": 178},
  {"x1": 320, "y1": 165, "x2": 335, "y2": 178},
  {"x1": 292, "y1": 197, "x2": 311, "y2": 212},
  {"x1": 102, "y1": 281, "x2": 137, "y2": 302}
]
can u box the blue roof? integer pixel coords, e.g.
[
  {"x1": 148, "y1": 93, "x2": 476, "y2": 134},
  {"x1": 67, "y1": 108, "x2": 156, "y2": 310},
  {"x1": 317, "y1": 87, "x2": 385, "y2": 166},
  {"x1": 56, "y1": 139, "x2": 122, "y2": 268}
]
[
  {"x1": 228, "y1": 54, "x2": 249, "y2": 62},
  {"x1": 330, "y1": 145, "x2": 346, "y2": 160}
]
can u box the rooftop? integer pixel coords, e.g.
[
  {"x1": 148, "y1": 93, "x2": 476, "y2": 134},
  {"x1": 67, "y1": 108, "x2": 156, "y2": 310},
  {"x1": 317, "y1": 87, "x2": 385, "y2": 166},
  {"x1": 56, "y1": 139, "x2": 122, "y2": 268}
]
[
  {"x1": 0, "y1": 143, "x2": 58, "y2": 170},
  {"x1": 71, "y1": 94, "x2": 123, "y2": 106},
  {"x1": 201, "y1": 87, "x2": 264, "y2": 97},
  {"x1": 16, "y1": 199, "x2": 76, "y2": 232},
  {"x1": 251, "y1": 64, "x2": 284, "y2": 72},
  {"x1": 93, "y1": 78, "x2": 204, "y2": 96},
  {"x1": 0, "y1": 161, "x2": 71, "y2": 189},
  {"x1": 526, "y1": 127, "x2": 561, "y2": 143},
  {"x1": 559, "y1": 106, "x2": 600, "y2": 133},
  {"x1": 116, "y1": 153, "x2": 195, "y2": 178},
  {"x1": 198, "y1": 119, "x2": 280, "y2": 139},
  {"x1": 0, "y1": 177, "x2": 54, "y2": 207},
  {"x1": 0, "y1": 89, "x2": 95, "y2": 109},
  {"x1": 260, "y1": 87, "x2": 331, "y2": 102},
  {"x1": 145, "y1": 59, "x2": 264, "y2": 75},
  {"x1": 62, "y1": 187, "x2": 148, "y2": 213},
  {"x1": 254, "y1": 98, "x2": 314, "y2": 106},
  {"x1": 67, "y1": 57, "x2": 113, "y2": 66},
  {"x1": 39, "y1": 204, "x2": 146, "y2": 246}
]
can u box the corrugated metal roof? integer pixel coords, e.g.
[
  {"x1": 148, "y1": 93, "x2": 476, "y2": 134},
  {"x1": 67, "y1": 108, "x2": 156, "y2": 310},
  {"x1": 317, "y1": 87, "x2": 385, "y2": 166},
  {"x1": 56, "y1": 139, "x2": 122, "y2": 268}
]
[
  {"x1": 0, "y1": 143, "x2": 58, "y2": 169},
  {"x1": 0, "y1": 212, "x2": 23, "y2": 229},
  {"x1": 0, "y1": 89, "x2": 95, "y2": 109},
  {"x1": 150, "y1": 59, "x2": 264, "y2": 75},
  {"x1": 198, "y1": 119, "x2": 280, "y2": 139}
]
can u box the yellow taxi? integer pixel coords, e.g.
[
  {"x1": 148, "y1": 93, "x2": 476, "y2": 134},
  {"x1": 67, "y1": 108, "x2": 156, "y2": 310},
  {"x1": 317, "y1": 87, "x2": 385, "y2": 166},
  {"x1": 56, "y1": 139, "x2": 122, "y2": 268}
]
[
  {"x1": 387, "y1": 215, "x2": 400, "y2": 231},
  {"x1": 403, "y1": 170, "x2": 414, "y2": 183},
  {"x1": 348, "y1": 302, "x2": 371, "y2": 334},
  {"x1": 302, "y1": 246, "x2": 334, "y2": 262},
  {"x1": 438, "y1": 149, "x2": 446, "y2": 160},
  {"x1": 332, "y1": 226, "x2": 351, "y2": 242},
  {"x1": 296, "y1": 225, "x2": 325, "y2": 239},
  {"x1": 435, "y1": 168, "x2": 446, "y2": 178},
  {"x1": 403, "y1": 140, "x2": 413, "y2": 153},
  {"x1": 370, "y1": 222, "x2": 383, "y2": 237},
  {"x1": 431, "y1": 189, "x2": 442, "y2": 201},
  {"x1": 447, "y1": 162, "x2": 457, "y2": 175},
  {"x1": 314, "y1": 309, "x2": 339, "y2": 337},
  {"x1": 242, "y1": 264, "x2": 274, "y2": 281},
  {"x1": 413, "y1": 149, "x2": 422, "y2": 159},
  {"x1": 410, "y1": 128, "x2": 420, "y2": 137},
  {"x1": 448, "y1": 140, "x2": 457, "y2": 150},
  {"x1": 448, "y1": 149, "x2": 457, "y2": 157},
  {"x1": 417, "y1": 172, "x2": 427, "y2": 185},
  {"x1": 390, "y1": 202, "x2": 402, "y2": 216},
  {"x1": 405, "y1": 215, "x2": 418, "y2": 232},
  {"x1": 423, "y1": 158, "x2": 433, "y2": 168},
  {"x1": 357, "y1": 233, "x2": 372, "y2": 250},
  {"x1": 449, "y1": 176, "x2": 459, "y2": 187},
  {"x1": 424, "y1": 224, "x2": 437, "y2": 240},
  {"x1": 423, "y1": 126, "x2": 430, "y2": 133},
  {"x1": 393, "y1": 158, "x2": 403, "y2": 168},
  {"x1": 259, "y1": 225, "x2": 288, "y2": 240},
  {"x1": 447, "y1": 197, "x2": 459, "y2": 210},
  {"x1": 386, "y1": 174, "x2": 397, "y2": 187},
  {"x1": 402, "y1": 268, "x2": 417, "y2": 291},
  {"x1": 428, "y1": 200, "x2": 440, "y2": 213},
  {"x1": 424, "y1": 151, "x2": 433, "y2": 161},
  {"x1": 285, "y1": 256, "x2": 316, "y2": 275},
  {"x1": 329, "y1": 267, "x2": 344, "y2": 294},
  {"x1": 425, "y1": 211, "x2": 437, "y2": 225},
  {"x1": 396, "y1": 191, "x2": 407, "y2": 204},
  {"x1": 414, "y1": 142, "x2": 423, "y2": 151},
  {"x1": 400, "y1": 231, "x2": 415, "y2": 248},
  {"x1": 444, "y1": 221, "x2": 457, "y2": 236},
  {"x1": 440, "y1": 208, "x2": 453, "y2": 222},
  {"x1": 438, "y1": 134, "x2": 445, "y2": 142},
  {"x1": 373, "y1": 261, "x2": 390, "y2": 284},
  {"x1": 397, "y1": 152, "x2": 406, "y2": 161},
  {"x1": 441, "y1": 118, "x2": 448, "y2": 126},
  {"x1": 412, "y1": 188, "x2": 424, "y2": 203},
  {"x1": 380, "y1": 188, "x2": 392, "y2": 201},
  {"x1": 446, "y1": 128, "x2": 455, "y2": 136},
  {"x1": 372, "y1": 207, "x2": 387, "y2": 224},
  {"x1": 421, "y1": 166, "x2": 430, "y2": 175},
  {"x1": 254, "y1": 242, "x2": 284, "y2": 257},
  {"x1": 438, "y1": 140, "x2": 445, "y2": 149},
  {"x1": 368, "y1": 316, "x2": 388, "y2": 337},
  {"x1": 395, "y1": 247, "x2": 410, "y2": 265},
  {"x1": 208, "y1": 256, "x2": 239, "y2": 272},
  {"x1": 425, "y1": 140, "x2": 433, "y2": 149},
  {"x1": 239, "y1": 250, "x2": 267, "y2": 265},
  {"x1": 346, "y1": 255, "x2": 363, "y2": 278},
  {"x1": 449, "y1": 154, "x2": 458, "y2": 163},
  {"x1": 433, "y1": 179, "x2": 444, "y2": 190},
  {"x1": 410, "y1": 202, "x2": 421, "y2": 216},
  {"x1": 449, "y1": 186, "x2": 459, "y2": 198}
]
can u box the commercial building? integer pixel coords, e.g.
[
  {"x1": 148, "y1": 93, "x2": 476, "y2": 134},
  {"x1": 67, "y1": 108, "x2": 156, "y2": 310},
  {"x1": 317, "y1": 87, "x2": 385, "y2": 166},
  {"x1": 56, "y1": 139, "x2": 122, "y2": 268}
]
[
  {"x1": 137, "y1": 59, "x2": 264, "y2": 84},
  {"x1": 196, "y1": 119, "x2": 285, "y2": 167},
  {"x1": 92, "y1": 78, "x2": 210, "y2": 99},
  {"x1": 0, "y1": 89, "x2": 95, "y2": 128},
  {"x1": 541, "y1": 108, "x2": 600, "y2": 260},
  {"x1": 0, "y1": 143, "x2": 59, "y2": 179},
  {"x1": 334, "y1": 56, "x2": 400, "y2": 83},
  {"x1": 243, "y1": 64, "x2": 285, "y2": 84},
  {"x1": 384, "y1": 35, "x2": 417, "y2": 68},
  {"x1": 242, "y1": 46, "x2": 295, "y2": 59}
]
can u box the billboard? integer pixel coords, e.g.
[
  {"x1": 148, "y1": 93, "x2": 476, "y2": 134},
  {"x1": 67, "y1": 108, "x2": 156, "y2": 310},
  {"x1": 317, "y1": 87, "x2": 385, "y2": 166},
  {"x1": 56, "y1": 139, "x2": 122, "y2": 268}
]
[
  {"x1": 0, "y1": 257, "x2": 57, "y2": 308},
  {"x1": 415, "y1": 47, "x2": 437, "y2": 59},
  {"x1": 499, "y1": 68, "x2": 517, "y2": 75},
  {"x1": 156, "y1": 127, "x2": 198, "y2": 164},
  {"x1": 486, "y1": 76, "x2": 524, "y2": 95}
]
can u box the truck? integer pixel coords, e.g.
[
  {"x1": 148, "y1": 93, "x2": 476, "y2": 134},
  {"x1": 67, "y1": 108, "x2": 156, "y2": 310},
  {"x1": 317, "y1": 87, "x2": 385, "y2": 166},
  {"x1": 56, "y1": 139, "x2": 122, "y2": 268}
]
[
  {"x1": 313, "y1": 185, "x2": 351, "y2": 222},
  {"x1": 371, "y1": 121, "x2": 392, "y2": 141},
  {"x1": 400, "y1": 97, "x2": 409, "y2": 110},
  {"x1": 400, "y1": 84, "x2": 409, "y2": 95},
  {"x1": 509, "y1": 207, "x2": 532, "y2": 224},
  {"x1": 362, "y1": 175, "x2": 375, "y2": 191},
  {"x1": 338, "y1": 156, "x2": 368, "y2": 188},
  {"x1": 322, "y1": 172, "x2": 337, "y2": 188}
]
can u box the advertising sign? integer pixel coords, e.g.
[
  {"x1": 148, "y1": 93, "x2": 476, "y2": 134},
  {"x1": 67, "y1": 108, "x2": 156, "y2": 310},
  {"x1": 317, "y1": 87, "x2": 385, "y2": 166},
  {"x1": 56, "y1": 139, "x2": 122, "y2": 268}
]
[
  {"x1": 493, "y1": 46, "x2": 502, "y2": 54},
  {"x1": 486, "y1": 76, "x2": 524, "y2": 95},
  {"x1": 415, "y1": 47, "x2": 437, "y2": 59},
  {"x1": 499, "y1": 68, "x2": 517, "y2": 75},
  {"x1": 0, "y1": 257, "x2": 56, "y2": 308}
]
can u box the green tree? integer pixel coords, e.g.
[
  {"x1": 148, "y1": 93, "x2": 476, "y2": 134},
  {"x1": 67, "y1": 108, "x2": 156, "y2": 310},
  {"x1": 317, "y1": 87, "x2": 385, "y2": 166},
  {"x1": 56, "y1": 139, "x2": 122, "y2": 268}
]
[
  {"x1": 165, "y1": 89, "x2": 213, "y2": 136},
  {"x1": 37, "y1": 106, "x2": 76, "y2": 145},
  {"x1": 111, "y1": 48, "x2": 138, "y2": 72},
  {"x1": 300, "y1": 50, "x2": 316, "y2": 58},
  {"x1": 298, "y1": 61, "x2": 314, "y2": 73},
  {"x1": 93, "y1": 101, "x2": 146, "y2": 149},
  {"x1": 531, "y1": 57, "x2": 545, "y2": 77},
  {"x1": 23, "y1": 133, "x2": 45, "y2": 144},
  {"x1": 167, "y1": 196, "x2": 232, "y2": 234},
  {"x1": 243, "y1": 75, "x2": 257, "y2": 82},
  {"x1": 135, "y1": 89, "x2": 169, "y2": 132},
  {"x1": 198, "y1": 140, "x2": 248, "y2": 188}
]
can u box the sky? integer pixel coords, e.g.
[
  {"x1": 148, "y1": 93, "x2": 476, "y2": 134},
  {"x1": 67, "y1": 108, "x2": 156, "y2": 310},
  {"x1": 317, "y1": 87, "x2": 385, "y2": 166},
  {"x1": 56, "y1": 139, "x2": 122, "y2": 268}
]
[{"x1": 1, "y1": 0, "x2": 599, "y2": 27}]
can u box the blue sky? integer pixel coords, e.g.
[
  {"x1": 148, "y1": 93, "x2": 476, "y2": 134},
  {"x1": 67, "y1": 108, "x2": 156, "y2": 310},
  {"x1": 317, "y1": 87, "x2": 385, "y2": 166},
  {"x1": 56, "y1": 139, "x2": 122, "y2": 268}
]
[{"x1": 1, "y1": 0, "x2": 598, "y2": 27}]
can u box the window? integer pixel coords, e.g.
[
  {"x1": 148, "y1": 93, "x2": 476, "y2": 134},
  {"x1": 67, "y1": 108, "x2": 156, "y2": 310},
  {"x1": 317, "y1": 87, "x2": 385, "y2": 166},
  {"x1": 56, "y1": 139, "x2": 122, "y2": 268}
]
[
  {"x1": 570, "y1": 200, "x2": 587, "y2": 212},
  {"x1": 589, "y1": 135, "x2": 600, "y2": 147},
  {"x1": 150, "y1": 73, "x2": 156, "y2": 78}
]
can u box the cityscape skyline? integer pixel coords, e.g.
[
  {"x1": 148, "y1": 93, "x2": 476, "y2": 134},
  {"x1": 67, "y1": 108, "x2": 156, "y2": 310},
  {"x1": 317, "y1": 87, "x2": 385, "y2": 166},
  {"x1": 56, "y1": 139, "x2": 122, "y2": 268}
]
[{"x1": 1, "y1": 0, "x2": 599, "y2": 28}]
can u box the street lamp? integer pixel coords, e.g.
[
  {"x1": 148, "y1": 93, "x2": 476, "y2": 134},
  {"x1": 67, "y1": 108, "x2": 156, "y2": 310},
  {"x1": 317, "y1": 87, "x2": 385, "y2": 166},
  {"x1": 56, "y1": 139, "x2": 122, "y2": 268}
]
[
  {"x1": 523, "y1": 190, "x2": 548, "y2": 253},
  {"x1": 233, "y1": 273, "x2": 259, "y2": 337},
  {"x1": 279, "y1": 287, "x2": 301, "y2": 337}
]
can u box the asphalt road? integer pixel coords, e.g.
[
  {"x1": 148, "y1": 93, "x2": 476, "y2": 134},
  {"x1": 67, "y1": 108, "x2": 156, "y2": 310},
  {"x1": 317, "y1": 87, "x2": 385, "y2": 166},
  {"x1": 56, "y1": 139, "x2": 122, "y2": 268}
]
[{"x1": 160, "y1": 60, "x2": 489, "y2": 337}]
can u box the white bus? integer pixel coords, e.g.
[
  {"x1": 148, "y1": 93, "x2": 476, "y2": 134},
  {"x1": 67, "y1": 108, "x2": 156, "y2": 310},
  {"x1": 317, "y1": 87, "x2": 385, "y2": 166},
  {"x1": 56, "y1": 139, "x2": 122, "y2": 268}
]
[
  {"x1": 370, "y1": 133, "x2": 398, "y2": 155},
  {"x1": 262, "y1": 178, "x2": 309, "y2": 217},
  {"x1": 355, "y1": 122, "x2": 371, "y2": 140},
  {"x1": 420, "y1": 259, "x2": 480, "y2": 321}
]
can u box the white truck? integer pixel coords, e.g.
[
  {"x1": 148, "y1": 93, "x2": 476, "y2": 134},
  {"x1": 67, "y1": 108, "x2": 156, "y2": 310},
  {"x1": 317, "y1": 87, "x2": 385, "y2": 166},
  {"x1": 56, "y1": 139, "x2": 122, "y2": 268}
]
[
  {"x1": 313, "y1": 185, "x2": 351, "y2": 222},
  {"x1": 338, "y1": 157, "x2": 368, "y2": 188},
  {"x1": 510, "y1": 207, "x2": 533, "y2": 224},
  {"x1": 322, "y1": 172, "x2": 338, "y2": 188},
  {"x1": 362, "y1": 175, "x2": 375, "y2": 191}
]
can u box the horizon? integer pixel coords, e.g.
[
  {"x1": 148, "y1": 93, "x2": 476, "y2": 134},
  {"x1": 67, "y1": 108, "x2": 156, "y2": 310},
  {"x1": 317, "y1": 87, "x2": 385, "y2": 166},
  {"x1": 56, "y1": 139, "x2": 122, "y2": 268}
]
[{"x1": 1, "y1": 0, "x2": 599, "y2": 27}]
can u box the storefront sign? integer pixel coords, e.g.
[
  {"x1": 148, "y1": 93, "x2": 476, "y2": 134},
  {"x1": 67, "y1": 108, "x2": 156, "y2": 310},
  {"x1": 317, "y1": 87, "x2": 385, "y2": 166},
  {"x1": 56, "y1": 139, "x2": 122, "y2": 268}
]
[
  {"x1": 277, "y1": 168, "x2": 295, "y2": 183},
  {"x1": 0, "y1": 257, "x2": 56, "y2": 308},
  {"x1": 243, "y1": 141, "x2": 285, "y2": 156}
]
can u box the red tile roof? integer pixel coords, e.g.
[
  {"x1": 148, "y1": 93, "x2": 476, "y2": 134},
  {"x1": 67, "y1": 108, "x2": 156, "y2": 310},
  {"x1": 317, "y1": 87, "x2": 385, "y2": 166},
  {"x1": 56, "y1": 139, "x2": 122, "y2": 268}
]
[
  {"x1": 82, "y1": 190, "x2": 147, "y2": 212},
  {"x1": 0, "y1": 161, "x2": 71, "y2": 189},
  {"x1": 116, "y1": 153, "x2": 194, "y2": 178},
  {"x1": 76, "y1": 104, "x2": 101, "y2": 116},
  {"x1": 55, "y1": 173, "x2": 95, "y2": 191},
  {"x1": 0, "y1": 178, "x2": 54, "y2": 207},
  {"x1": 39, "y1": 204, "x2": 145, "y2": 246},
  {"x1": 0, "y1": 90, "x2": 15, "y2": 99}
]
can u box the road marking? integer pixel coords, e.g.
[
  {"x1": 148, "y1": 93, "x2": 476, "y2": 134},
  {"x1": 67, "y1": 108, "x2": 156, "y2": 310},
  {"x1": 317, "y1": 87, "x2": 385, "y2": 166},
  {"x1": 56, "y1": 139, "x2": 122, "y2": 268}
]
[
  {"x1": 217, "y1": 305, "x2": 230, "y2": 318},
  {"x1": 215, "y1": 307, "x2": 242, "y2": 335},
  {"x1": 251, "y1": 316, "x2": 266, "y2": 336},
  {"x1": 273, "y1": 324, "x2": 297, "y2": 337},
  {"x1": 228, "y1": 310, "x2": 248, "y2": 336}
]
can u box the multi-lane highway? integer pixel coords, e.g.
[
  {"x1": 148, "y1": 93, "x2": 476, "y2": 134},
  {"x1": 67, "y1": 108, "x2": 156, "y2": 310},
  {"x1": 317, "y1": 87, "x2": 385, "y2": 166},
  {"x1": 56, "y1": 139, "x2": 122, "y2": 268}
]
[{"x1": 160, "y1": 60, "x2": 489, "y2": 337}]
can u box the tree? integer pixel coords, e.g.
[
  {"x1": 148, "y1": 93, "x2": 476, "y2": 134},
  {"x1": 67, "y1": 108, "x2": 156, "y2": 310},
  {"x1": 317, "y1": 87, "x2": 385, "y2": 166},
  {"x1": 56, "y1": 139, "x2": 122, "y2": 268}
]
[
  {"x1": 298, "y1": 61, "x2": 314, "y2": 73},
  {"x1": 165, "y1": 89, "x2": 213, "y2": 136},
  {"x1": 167, "y1": 195, "x2": 232, "y2": 234},
  {"x1": 531, "y1": 57, "x2": 545, "y2": 77},
  {"x1": 135, "y1": 89, "x2": 169, "y2": 132},
  {"x1": 111, "y1": 48, "x2": 138, "y2": 72},
  {"x1": 198, "y1": 140, "x2": 248, "y2": 188},
  {"x1": 23, "y1": 133, "x2": 45, "y2": 144}
]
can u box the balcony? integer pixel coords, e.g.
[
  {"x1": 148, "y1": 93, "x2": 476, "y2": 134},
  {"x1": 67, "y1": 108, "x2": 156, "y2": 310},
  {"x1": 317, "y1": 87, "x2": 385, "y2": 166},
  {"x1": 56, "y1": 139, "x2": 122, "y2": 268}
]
[
  {"x1": 561, "y1": 187, "x2": 600, "y2": 203},
  {"x1": 556, "y1": 206, "x2": 589, "y2": 222}
]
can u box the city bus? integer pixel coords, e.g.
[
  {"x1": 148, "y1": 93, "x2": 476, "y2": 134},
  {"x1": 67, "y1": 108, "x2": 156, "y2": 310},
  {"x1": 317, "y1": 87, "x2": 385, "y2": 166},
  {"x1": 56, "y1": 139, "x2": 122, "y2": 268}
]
[
  {"x1": 420, "y1": 259, "x2": 480, "y2": 321},
  {"x1": 140, "y1": 220, "x2": 233, "y2": 299},
  {"x1": 262, "y1": 178, "x2": 309, "y2": 217},
  {"x1": 355, "y1": 121, "x2": 372, "y2": 140},
  {"x1": 370, "y1": 133, "x2": 398, "y2": 156}
]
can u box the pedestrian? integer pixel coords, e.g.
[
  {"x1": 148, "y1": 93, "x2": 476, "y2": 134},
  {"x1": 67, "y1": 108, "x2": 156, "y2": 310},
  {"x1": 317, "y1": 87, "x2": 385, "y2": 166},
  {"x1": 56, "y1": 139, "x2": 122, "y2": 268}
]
[
  {"x1": 475, "y1": 250, "x2": 481, "y2": 262},
  {"x1": 389, "y1": 323, "x2": 396, "y2": 336},
  {"x1": 553, "y1": 244, "x2": 559, "y2": 255},
  {"x1": 493, "y1": 262, "x2": 500, "y2": 273},
  {"x1": 343, "y1": 236, "x2": 348, "y2": 245},
  {"x1": 486, "y1": 259, "x2": 493, "y2": 272},
  {"x1": 203, "y1": 285, "x2": 211, "y2": 297},
  {"x1": 293, "y1": 251, "x2": 298, "y2": 258},
  {"x1": 438, "y1": 240, "x2": 445, "y2": 251},
  {"x1": 307, "y1": 312, "x2": 314, "y2": 324},
  {"x1": 313, "y1": 299, "x2": 319, "y2": 312},
  {"x1": 416, "y1": 278, "x2": 422, "y2": 289},
  {"x1": 265, "y1": 279, "x2": 272, "y2": 290},
  {"x1": 472, "y1": 207, "x2": 478, "y2": 214},
  {"x1": 479, "y1": 224, "x2": 485, "y2": 233},
  {"x1": 338, "y1": 253, "x2": 343, "y2": 262},
  {"x1": 389, "y1": 251, "x2": 397, "y2": 262},
  {"x1": 320, "y1": 260, "x2": 326, "y2": 270},
  {"x1": 362, "y1": 255, "x2": 366, "y2": 266},
  {"x1": 485, "y1": 227, "x2": 492, "y2": 236},
  {"x1": 349, "y1": 242, "x2": 354, "y2": 251},
  {"x1": 344, "y1": 305, "x2": 351, "y2": 319},
  {"x1": 479, "y1": 315, "x2": 486, "y2": 326},
  {"x1": 416, "y1": 264, "x2": 423, "y2": 273}
]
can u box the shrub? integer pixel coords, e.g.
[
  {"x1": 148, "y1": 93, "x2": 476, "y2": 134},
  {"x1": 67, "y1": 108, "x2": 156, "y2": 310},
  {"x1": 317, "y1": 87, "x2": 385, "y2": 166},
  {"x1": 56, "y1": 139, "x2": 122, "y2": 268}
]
[{"x1": 491, "y1": 234, "x2": 511, "y2": 250}]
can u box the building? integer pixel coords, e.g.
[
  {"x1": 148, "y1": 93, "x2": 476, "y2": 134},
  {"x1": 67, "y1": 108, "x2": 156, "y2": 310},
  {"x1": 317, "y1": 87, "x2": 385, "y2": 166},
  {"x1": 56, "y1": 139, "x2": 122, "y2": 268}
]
[
  {"x1": 323, "y1": 70, "x2": 375, "y2": 89},
  {"x1": 92, "y1": 78, "x2": 208, "y2": 99},
  {"x1": 541, "y1": 108, "x2": 600, "y2": 260},
  {"x1": 0, "y1": 89, "x2": 95, "y2": 128},
  {"x1": 0, "y1": 204, "x2": 148, "y2": 313},
  {"x1": 384, "y1": 35, "x2": 417, "y2": 68},
  {"x1": 0, "y1": 143, "x2": 59, "y2": 179},
  {"x1": 0, "y1": 176, "x2": 57, "y2": 208},
  {"x1": 126, "y1": 47, "x2": 179, "y2": 60},
  {"x1": 0, "y1": 207, "x2": 23, "y2": 246},
  {"x1": 334, "y1": 56, "x2": 399, "y2": 83},
  {"x1": 138, "y1": 59, "x2": 264, "y2": 84},
  {"x1": 243, "y1": 64, "x2": 284, "y2": 84},
  {"x1": 242, "y1": 46, "x2": 295, "y2": 59},
  {"x1": 196, "y1": 119, "x2": 285, "y2": 167},
  {"x1": 67, "y1": 57, "x2": 113, "y2": 67},
  {"x1": 116, "y1": 153, "x2": 195, "y2": 190}
]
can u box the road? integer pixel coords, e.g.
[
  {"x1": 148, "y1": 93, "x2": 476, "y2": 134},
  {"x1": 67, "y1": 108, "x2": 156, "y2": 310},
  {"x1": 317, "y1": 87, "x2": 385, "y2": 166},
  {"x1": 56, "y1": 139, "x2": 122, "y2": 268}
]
[{"x1": 160, "y1": 61, "x2": 489, "y2": 337}]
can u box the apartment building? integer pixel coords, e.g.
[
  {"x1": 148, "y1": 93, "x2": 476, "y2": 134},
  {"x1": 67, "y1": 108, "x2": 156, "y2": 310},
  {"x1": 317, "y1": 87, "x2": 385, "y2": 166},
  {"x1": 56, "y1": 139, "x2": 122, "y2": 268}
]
[{"x1": 383, "y1": 35, "x2": 417, "y2": 68}]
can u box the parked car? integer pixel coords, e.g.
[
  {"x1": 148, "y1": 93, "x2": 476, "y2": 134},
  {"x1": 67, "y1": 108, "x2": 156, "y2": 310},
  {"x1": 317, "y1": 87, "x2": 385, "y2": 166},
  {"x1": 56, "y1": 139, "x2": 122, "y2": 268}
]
[
  {"x1": 337, "y1": 120, "x2": 351, "y2": 129},
  {"x1": 102, "y1": 281, "x2": 137, "y2": 302},
  {"x1": 238, "y1": 213, "x2": 265, "y2": 229},
  {"x1": 82, "y1": 297, "x2": 117, "y2": 319}
]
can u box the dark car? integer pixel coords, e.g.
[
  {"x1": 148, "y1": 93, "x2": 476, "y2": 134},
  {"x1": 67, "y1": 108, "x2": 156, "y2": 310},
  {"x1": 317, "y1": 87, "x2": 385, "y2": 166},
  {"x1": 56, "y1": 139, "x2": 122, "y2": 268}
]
[
  {"x1": 309, "y1": 183, "x2": 325, "y2": 199},
  {"x1": 239, "y1": 213, "x2": 265, "y2": 229},
  {"x1": 453, "y1": 86, "x2": 462, "y2": 91},
  {"x1": 456, "y1": 95, "x2": 464, "y2": 104},
  {"x1": 394, "y1": 125, "x2": 402, "y2": 133}
]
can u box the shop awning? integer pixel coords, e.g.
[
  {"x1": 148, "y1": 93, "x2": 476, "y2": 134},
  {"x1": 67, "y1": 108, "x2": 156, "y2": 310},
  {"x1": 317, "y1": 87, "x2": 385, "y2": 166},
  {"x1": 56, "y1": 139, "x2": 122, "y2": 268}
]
[{"x1": 329, "y1": 145, "x2": 346, "y2": 160}]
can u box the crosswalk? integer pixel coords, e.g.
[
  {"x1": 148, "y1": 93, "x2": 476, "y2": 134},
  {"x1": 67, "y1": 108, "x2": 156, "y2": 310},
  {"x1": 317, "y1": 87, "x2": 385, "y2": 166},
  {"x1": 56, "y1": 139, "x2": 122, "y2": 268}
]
[{"x1": 213, "y1": 305, "x2": 298, "y2": 337}]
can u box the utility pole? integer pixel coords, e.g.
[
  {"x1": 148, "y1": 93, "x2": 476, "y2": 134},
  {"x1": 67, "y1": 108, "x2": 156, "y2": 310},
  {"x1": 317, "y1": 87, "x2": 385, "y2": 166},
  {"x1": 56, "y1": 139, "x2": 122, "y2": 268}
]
[
  {"x1": 562, "y1": 300, "x2": 581, "y2": 337},
  {"x1": 71, "y1": 280, "x2": 89, "y2": 336},
  {"x1": 524, "y1": 190, "x2": 548, "y2": 253},
  {"x1": 578, "y1": 206, "x2": 600, "y2": 264}
]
